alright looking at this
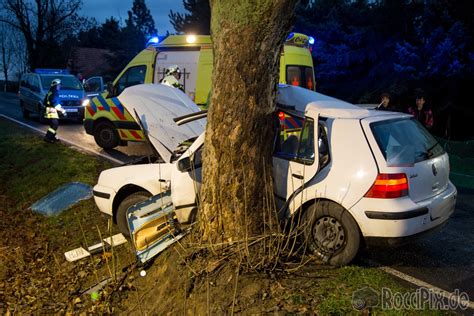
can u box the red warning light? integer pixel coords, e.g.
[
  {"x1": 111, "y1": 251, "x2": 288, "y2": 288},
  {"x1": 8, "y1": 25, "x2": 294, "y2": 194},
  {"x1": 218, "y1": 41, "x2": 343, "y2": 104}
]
[{"x1": 278, "y1": 111, "x2": 285, "y2": 121}]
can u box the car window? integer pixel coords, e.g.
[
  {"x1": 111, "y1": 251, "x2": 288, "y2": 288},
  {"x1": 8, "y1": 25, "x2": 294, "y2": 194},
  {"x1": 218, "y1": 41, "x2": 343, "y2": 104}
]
[
  {"x1": 20, "y1": 75, "x2": 29, "y2": 88},
  {"x1": 115, "y1": 65, "x2": 147, "y2": 96},
  {"x1": 274, "y1": 112, "x2": 315, "y2": 164},
  {"x1": 29, "y1": 76, "x2": 40, "y2": 92},
  {"x1": 40, "y1": 75, "x2": 82, "y2": 90},
  {"x1": 370, "y1": 118, "x2": 445, "y2": 166}
]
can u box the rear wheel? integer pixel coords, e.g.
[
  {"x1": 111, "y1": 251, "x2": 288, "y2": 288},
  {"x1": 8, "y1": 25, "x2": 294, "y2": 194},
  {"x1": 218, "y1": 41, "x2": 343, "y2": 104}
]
[
  {"x1": 303, "y1": 201, "x2": 360, "y2": 266},
  {"x1": 116, "y1": 191, "x2": 151, "y2": 237},
  {"x1": 20, "y1": 101, "x2": 29, "y2": 119},
  {"x1": 94, "y1": 120, "x2": 119, "y2": 149}
]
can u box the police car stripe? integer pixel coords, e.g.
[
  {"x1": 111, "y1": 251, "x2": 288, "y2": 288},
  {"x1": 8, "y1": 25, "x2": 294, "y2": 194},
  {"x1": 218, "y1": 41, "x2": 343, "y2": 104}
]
[{"x1": 96, "y1": 95, "x2": 110, "y2": 112}]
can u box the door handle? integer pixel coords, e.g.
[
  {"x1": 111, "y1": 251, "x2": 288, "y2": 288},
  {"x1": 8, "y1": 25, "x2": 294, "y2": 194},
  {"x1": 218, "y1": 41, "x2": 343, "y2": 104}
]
[{"x1": 292, "y1": 173, "x2": 304, "y2": 180}]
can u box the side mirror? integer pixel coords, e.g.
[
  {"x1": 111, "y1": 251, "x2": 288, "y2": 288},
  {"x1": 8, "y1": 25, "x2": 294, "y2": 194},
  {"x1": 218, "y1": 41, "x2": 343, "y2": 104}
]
[{"x1": 177, "y1": 157, "x2": 192, "y2": 172}]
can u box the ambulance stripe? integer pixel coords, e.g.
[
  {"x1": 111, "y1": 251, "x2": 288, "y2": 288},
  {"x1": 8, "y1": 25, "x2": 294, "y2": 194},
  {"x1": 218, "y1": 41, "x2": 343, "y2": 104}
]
[
  {"x1": 86, "y1": 106, "x2": 96, "y2": 116},
  {"x1": 96, "y1": 95, "x2": 110, "y2": 112},
  {"x1": 130, "y1": 130, "x2": 142, "y2": 140},
  {"x1": 110, "y1": 97, "x2": 125, "y2": 115},
  {"x1": 119, "y1": 130, "x2": 127, "y2": 138},
  {"x1": 111, "y1": 107, "x2": 126, "y2": 120},
  {"x1": 90, "y1": 98, "x2": 98, "y2": 112}
]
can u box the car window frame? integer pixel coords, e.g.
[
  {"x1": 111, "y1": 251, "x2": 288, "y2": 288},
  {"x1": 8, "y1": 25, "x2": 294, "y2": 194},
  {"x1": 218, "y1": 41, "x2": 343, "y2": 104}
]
[{"x1": 273, "y1": 111, "x2": 316, "y2": 166}]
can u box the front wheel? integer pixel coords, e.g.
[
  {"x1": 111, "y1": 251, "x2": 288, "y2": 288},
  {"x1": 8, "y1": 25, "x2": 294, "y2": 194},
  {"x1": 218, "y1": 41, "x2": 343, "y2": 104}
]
[
  {"x1": 116, "y1": 191, "x2": 151, "y2": 237},
  {"x1": 303, "y1": 201, "x2": 360, "y2": 266},
  {"x1": 94, "y1": 120, "x2": 120, "y2": 149}
]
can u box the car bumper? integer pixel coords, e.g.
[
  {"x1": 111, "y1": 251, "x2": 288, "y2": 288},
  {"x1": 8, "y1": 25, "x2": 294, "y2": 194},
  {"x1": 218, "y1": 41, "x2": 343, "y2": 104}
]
[
  {"x1": 93, "y1": 184, "x2": 116, "y2": 217},
  {"x1": 351, "y1": 181, "x2": 457, "y2": 238},
  {"x1": 62, "y1": 106, "x2": 85, "y2": 120}
]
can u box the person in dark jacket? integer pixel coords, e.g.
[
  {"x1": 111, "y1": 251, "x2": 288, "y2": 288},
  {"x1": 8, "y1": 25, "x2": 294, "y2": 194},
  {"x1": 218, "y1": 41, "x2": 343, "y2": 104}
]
[
  {"x1": 43, "y1": 79, "x2": 66, "y2": 143},
  {"x1": 407, "y1": 92, "x2": 434, "y2": 130}
]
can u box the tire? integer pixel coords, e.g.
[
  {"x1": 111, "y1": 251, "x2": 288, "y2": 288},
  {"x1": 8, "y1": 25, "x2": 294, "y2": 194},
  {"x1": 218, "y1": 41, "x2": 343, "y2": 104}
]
[
  {"x1": 94, "y1": 120, "x2": 120, "y2": 149},
  {"x1": 20, "y1": 101, "x2": 29, "y2": 119},
  {"x1": 302, "y1": 201, "x2": 360, "y2": 267},
  {"x1": 116, "y1": 191, "x2": 151, "y2": 237}
]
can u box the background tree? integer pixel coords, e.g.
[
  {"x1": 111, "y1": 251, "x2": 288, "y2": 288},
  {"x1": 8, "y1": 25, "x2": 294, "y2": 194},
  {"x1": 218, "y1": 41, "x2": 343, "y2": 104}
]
[
  {"x1": 0, "y1": 22, "x2": 14, "y2": 91},
  {"x1": 169, "y1": 0, "x2": 210, "y2": 34},
  {"x1": 200, "y1": 0, "x2": 298, "y2": 255},
  {"x1": 0, "y1": 0, "x2": 83, "y2": 69}
]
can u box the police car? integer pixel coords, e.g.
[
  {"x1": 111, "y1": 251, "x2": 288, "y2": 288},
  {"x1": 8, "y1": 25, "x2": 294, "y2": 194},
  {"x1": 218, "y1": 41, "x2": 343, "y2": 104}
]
[
  {"x1": 93, "y1": 84, "x2": 457, "y2": 266},
  {"x1": 18, "y1": 69, "x2": 90, "y2": 123}
]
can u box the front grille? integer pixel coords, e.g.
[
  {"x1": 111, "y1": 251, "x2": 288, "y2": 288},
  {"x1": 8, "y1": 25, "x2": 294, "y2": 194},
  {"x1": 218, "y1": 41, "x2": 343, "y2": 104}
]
[{"x1": 62, "y1": 100, "x2": 81, "y2": 107}]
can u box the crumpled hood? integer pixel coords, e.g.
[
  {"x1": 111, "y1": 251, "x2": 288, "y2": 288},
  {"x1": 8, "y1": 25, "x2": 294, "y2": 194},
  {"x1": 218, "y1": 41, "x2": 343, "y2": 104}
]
[{"x1": 118, "y1": 84, "x2": 206, "y2": 163}]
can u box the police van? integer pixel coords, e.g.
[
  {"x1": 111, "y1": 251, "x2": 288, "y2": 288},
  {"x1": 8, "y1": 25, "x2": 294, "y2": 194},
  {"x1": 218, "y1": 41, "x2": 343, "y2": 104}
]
[
  {"x1": 83, "y1": 33, "x2": 316, "y2": 149},
  {"x1": 18, "y1": 69, "x2": 91, "y2": 123}
]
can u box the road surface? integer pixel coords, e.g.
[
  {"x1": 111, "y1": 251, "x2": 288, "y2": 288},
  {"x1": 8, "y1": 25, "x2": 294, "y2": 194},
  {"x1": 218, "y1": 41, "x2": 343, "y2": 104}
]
[{"x1": 0, "y1": 92, "x2": 154, "y2": 164}]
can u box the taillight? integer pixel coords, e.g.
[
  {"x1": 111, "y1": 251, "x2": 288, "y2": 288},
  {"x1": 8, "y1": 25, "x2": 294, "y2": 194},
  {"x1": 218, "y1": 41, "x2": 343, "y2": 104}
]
[{"x1": 364, "y1": 173, "x2": 409, "y2": 199}]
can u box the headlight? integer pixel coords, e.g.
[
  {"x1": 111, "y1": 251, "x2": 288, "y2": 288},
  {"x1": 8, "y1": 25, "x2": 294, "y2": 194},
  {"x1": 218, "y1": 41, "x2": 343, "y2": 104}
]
[{"x1": 81, "y1": 99, "x2": 90, "y2": 106}]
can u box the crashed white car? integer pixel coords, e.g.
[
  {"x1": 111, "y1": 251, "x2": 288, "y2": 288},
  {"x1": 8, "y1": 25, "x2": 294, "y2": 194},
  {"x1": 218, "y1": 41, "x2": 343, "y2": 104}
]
[{"x1": 93, "y1": 84, "x2": 457, "y2": 266}]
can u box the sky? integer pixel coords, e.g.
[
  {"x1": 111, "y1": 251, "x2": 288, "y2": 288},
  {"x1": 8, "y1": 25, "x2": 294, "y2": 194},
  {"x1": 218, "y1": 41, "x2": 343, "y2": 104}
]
[{"x1": 80, "y1": 0, "x2": 184, "y2": 35}]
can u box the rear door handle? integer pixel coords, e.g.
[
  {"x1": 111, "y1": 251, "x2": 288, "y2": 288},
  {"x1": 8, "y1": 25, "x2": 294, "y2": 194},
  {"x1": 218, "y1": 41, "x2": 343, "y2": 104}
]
[{"x1": 292, "y1": 173, "x2": 304, "y2": 180}]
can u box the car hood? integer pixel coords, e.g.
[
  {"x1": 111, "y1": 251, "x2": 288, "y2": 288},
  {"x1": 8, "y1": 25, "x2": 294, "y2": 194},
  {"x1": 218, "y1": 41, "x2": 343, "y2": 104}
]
[
  {"x1": 118, "y1": 84, "x2": 206, "y2": 163},
  {"x1": 58, "y1": 90, "x2": 85, "y2": 100}
]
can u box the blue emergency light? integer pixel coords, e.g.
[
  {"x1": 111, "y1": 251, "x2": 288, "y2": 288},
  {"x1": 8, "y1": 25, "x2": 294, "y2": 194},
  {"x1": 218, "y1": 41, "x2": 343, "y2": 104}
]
[
  {"x1": 35, "y1": 68, "x2": 70, "y2": 75},
  {"x1": 146, "y1": 36, "x2": 160, "y2": 46},
  {"x1": 308, "y1": 36, "x2": 315, "y2": 45}
]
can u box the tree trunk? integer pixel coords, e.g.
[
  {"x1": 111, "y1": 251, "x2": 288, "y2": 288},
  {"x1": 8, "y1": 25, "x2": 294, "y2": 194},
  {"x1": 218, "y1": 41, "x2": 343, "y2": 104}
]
[{"x1": 200, "y1": 0, "x2": 298, "y2": 246}]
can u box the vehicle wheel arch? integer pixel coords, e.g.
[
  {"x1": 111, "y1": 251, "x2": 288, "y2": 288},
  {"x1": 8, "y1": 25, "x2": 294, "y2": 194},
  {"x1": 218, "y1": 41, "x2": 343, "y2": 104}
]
[
  {"x1": 296, "y1": 198, "x2": 365, "y2": 265},
  {"x1": 112, "y1": 184, "x2": 151, "y2": 223}
]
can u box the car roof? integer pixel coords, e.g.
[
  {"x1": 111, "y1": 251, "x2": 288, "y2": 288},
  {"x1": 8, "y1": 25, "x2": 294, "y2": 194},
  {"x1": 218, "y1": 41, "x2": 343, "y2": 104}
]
[{"x1": 277, "y1": 85, "x2": 408, "y2": 120}]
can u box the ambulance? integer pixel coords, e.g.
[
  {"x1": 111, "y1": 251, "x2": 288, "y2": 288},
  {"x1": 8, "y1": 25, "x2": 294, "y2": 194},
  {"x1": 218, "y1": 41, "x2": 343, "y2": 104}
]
[{"x1": 83, "y1": 33, "x2": 316, "y2": 149}]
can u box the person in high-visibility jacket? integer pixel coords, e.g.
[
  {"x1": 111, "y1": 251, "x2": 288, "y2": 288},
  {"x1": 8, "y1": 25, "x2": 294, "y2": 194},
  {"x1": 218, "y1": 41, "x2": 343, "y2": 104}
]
[
  {"x1": 43, "y1": 79, "x2": 67, "y2": 143},
  {"x1": 160, "y1": 65, "x2": 184, "y2": 92}
]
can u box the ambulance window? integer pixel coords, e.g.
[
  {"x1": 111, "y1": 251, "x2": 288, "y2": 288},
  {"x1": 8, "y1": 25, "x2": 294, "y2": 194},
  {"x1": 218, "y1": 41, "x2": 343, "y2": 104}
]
[
  {"x1": 287, "y1": 66, "x2": 302, "y2": 87},
  {"x1": 115, "y1": 65, "x2": 146, "y2": 96},
  {"x1": 304, "y1": 68, "x2": 315, "y2": 91}
]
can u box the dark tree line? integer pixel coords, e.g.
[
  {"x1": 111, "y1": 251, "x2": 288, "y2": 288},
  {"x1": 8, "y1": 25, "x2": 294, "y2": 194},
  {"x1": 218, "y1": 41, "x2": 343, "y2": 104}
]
[{"x1": 169, "y1": 0, "x2": 474, "y2": 140}]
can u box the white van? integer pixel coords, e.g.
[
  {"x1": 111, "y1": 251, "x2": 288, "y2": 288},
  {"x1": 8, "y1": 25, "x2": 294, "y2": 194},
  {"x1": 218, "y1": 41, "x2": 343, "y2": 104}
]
[{"x1": 92, "y1": 84, "x2": 457, "y2": 266}]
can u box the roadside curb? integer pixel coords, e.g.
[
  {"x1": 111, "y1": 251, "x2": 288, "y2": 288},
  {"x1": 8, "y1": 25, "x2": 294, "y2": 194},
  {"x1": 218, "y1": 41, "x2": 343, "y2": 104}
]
[{"x1": 0, "y1": 114, "x2": 123, "y2": 165}]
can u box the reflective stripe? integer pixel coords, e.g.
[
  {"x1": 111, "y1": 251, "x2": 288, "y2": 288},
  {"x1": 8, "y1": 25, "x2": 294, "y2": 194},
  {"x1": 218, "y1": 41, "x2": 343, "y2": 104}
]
[
  {"x1": 96, "y1": 95, "x2": 110, "y2": 112},
  {"x1": 48, "y1": 128, "x2": 56, "y2": 134}
]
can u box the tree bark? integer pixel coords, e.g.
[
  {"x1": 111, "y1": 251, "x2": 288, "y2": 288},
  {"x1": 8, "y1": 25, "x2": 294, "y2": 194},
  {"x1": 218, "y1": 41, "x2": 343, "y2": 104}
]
[{"x1": 200, "y1": 0, "x2": 298, "y2": 246}]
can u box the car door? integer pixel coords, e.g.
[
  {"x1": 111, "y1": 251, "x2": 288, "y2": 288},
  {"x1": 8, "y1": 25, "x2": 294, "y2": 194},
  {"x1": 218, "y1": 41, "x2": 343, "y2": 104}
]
[
  {"x1": 83, "y1": 76, "x2": 104, "y2": 98},
  {"x1": 126, "y1": 192, "x2": 186, "y2": 263},
  {"x1": 273, "y1": 111, "x2": 319, "y2": 213}
]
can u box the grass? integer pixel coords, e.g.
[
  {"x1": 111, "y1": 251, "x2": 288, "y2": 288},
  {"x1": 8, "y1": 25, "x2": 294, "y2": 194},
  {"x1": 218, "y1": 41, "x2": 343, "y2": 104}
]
[{"x1": 0, "y1": 117, "x2": 114, "y2": 248}]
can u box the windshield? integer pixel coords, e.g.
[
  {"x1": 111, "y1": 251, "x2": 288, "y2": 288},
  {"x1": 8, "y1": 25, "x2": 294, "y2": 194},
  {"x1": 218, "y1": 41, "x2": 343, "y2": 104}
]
[
  {"x1": 40, "y1": 75, "x2": 82, "y2": 91},
  {"x1": 370, "y1": 118, "x2": 445, "y2": 166}
]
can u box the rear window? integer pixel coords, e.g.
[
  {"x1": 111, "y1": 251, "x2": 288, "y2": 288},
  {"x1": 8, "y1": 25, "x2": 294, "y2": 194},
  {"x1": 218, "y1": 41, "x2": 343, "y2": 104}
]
[
  {"x1": 40, "y1": 75, "x2": 82, "y2": 91},
  {"x1": 370, "y1": 118, "x2": 445, "y2": 166},
  {"x1": 286, "y1": 66, "x2": 315, "y2": 91}
]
